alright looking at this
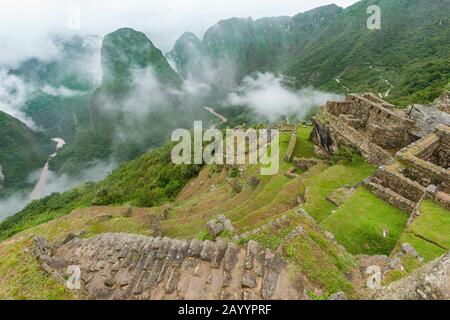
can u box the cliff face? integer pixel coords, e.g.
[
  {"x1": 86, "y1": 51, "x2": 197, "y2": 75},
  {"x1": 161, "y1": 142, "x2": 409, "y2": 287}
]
[{"x1": 34, "y1": 233, "x2": 304, "y2": 300}]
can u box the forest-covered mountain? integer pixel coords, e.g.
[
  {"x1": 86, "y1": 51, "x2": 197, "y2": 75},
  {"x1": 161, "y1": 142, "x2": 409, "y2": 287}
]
[
  {"x1": 169, "y1": 0, "x2": 450, "y2": 106},
  {"x1": 50, "y1": 28, "x2": 211, "y2": 176},
  {"x1": 0, "y1": 111, "x2": 52, "y2": 194}
]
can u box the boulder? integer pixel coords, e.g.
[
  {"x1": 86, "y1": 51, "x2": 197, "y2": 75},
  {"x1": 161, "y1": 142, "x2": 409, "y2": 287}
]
[
  {"x1": 206, "y1": 215, "x2": 235, "y2": 239},
  {"x1": 206, "y1": 220, "x2": 224, "y2": 238},
  {"x1": 401, "y1": 242, "x2": 424, "y2": 262}
]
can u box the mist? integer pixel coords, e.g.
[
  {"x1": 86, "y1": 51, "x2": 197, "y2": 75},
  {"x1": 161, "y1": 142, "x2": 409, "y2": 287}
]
[
  {"x1": 0, "y1": 159, "x2": 115, "y2": 221},
  {"x1": 227, "y1": 72, "x2": 344, "y2": 121},
  {"x1": 0, "y1": 0, "x2": 358, "y2": 68},
  {"x1": 0, "y1": 69, "x2": 37, "y2": 128}
]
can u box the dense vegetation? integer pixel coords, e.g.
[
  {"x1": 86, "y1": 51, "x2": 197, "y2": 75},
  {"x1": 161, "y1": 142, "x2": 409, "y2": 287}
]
[
  {"x1": 170, "y1": 0, "x2": 450, "y2": 106},
  {"x1": 0, "y1": 142, "x2": 200, "y2": 240},
  {"x1": 0, "y1": 111, "x2": 52, "y2": 194}
]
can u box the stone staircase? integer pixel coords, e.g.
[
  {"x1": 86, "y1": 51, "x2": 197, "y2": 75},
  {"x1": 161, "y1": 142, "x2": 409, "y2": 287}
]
[{"x1": 34, "y1": 233, "x2": 302, "y2": 300}]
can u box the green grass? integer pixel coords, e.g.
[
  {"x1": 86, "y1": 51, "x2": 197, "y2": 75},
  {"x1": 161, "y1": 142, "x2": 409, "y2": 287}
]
[
  {"x1": 409, "y1": 201, "x2": 450, "y2": 249},
  {"x1": 321, "y1": 187, "x2": 409, "y2": 256},
  {"x1": 382, "y1": 254, "x2": 423, "y2": 286},
  {"x1": 84, "y1": 217, "x2": 150, "y2": 238},
  {"x1": 0, "y1": 237, "x2": 74, "y2": 300},
  {"x1": 292, "y1": 126, "x2": 316, "y2": 159},
  {"x1": 299, "y1": 158, "x2": 376, "y2": 222},
  {"x1": 397, "y1": 200, "x2": 450, "y2": 262},
  {"x1": 249, "y1": 211, "x2": 357, "y2": 298}
]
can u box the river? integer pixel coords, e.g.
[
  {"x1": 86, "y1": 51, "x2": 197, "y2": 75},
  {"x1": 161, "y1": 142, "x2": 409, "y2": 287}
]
[{"x1": 29, "y1": 138, "x2": 66, "y2": 200}]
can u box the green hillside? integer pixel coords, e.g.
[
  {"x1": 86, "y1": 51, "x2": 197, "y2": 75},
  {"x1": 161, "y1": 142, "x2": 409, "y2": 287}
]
[
  {"x1": 170, "y1": 0, "x2": 450, "y2": 106},
  {"x1": 0, "y1": 111, "x2": 52, "y2": 194}
]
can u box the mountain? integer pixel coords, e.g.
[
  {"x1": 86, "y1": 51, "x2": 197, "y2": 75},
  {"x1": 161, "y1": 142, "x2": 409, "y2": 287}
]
[
  {"x1": 169, "y1": 0, "x2": 450, "y2": 106},
  {"x1": 0, "y1": 111, "x2": 52, "y2": 194},
  {"x1": 168, "y1": 32, "x2": 205, "y2": 81},
  {"x1": 8, "y1": 35, "x2": 101, "y2": 143},
  {"x1": 280, "y1": 0, "x2": 450, "y2": 105},
  {"x1": 101, "y1": 28, "x2": 183, "y2": 92},
  {"x1": 50, "y1": 28, "x2": 211, "y2": 175}
]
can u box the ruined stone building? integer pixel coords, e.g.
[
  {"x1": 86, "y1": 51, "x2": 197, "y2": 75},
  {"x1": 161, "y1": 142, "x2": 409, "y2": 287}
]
[{"x1": 312, "y1": 92, "x2": 450, "y2": 214}]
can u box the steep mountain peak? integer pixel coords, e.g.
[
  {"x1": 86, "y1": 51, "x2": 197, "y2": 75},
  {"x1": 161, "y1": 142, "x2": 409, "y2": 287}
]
[
  {"x1": 101, "y1": 27, "x2": 182, "y2": 91},
  {"x1": 177, "y1": 31, "x2": 201, "y2": 44},
  {"x1": 168, "y1": 31, "x2": 204, "y2": 79}
]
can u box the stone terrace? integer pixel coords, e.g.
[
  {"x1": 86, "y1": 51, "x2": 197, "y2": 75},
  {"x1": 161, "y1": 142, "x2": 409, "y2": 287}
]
[
  {"x1": 366, "y1": 125, "x2": 450, "y2": 213},
  {"x1": 34, "y1": 233, "x2": 302, "y2": 300},
  {"x1": 312, "y1": 93, "x2": 416, "y2": 166},
  {"x1": 313, "y1": 93, "x2": 450, "y2": 214}
]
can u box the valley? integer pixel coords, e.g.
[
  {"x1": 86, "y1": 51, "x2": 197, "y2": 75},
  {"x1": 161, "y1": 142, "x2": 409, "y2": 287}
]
[{"x1": 0, "y1": 0, "x2": 449, "y2": 301}]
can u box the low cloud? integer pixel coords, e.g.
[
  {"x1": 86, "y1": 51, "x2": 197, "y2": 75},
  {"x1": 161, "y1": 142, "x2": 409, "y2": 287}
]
[
  {"x1": 227, "y1": 72, "x2": 344, "y2": 121},
  {"x1": 41, "y1": 85, "x2": 85, "y2": 97},
  {"x1": 0, "y1": 69, "x2": 37, "y2": 128},
  {"x1": 0, "y1": 159, "x2": 116, "y2": 221}
]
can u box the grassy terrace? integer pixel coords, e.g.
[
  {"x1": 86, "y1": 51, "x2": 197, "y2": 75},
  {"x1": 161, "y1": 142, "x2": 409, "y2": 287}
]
[
  {"x1": 0, "y1": 237, "x2": 73, "y2": 300},
  {"x1": 249, "y1": 210, "x2": 357, "y2": 299},
  {"x1": 298, "y1": 159, "x2": 376, "y2": 222},
  {"x1": 322, "y1": 188, "x2": 409, "y2": 256},
  {"x1": 293, "y1": 126, "x2": 316, "y2": 159},
  {"x1": 397, "y1": 200, "x2": 450, "y2": 262}
]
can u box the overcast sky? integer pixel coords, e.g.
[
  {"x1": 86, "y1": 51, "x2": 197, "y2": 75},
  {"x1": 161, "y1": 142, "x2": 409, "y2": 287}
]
[{"x1": 0, "y1": 0, "x2": 359, "y2": 66}]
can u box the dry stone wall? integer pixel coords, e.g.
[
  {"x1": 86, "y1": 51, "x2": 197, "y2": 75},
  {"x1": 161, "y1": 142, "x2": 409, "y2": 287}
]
[{"x1": 34, "y1": 233, "x2": 302, "y2": 300}]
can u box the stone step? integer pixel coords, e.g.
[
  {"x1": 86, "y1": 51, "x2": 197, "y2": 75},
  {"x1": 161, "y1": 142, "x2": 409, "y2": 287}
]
[{"x1": 33, "y1": 233, "x2": 302, "y2": 300}]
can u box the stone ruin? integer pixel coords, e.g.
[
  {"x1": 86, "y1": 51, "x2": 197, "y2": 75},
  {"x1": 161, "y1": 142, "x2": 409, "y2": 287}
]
[
  {"x1": 433, "y1": 91, "x2": 450, "y2": 114},
  {"x1": 312, "y1": 93, "x2": 418, "y2": 165},
  {"x1": 34, "y1": 233, "x2": 302, "y2": 300},
  {"x1": 312, "y1": 92, "x2": 450, "y2": 214},
  {"x1": 365, "y1": 124, "x2": 449, "y2": 214}
]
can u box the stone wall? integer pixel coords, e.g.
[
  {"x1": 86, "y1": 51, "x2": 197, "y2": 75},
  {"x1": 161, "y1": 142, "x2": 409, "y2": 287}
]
[
  {"x1": 397, "y1": 126, "x2": 450, "y2": 189},
  {"x1": 365, "y1": 181, "x2": 416, "y2": 214},
  {"x1": 34, "y1": 233, "x2": 302, "y2": 300},
  {"x1": 373, "y1": 166, "x2": 426, "y2": 203},
  {"x1": 312, "y1": 93, "x2": 416, "y2": 166},
  {"x1": 312, "y1": 93, "x2": 450, "y2": 213}
]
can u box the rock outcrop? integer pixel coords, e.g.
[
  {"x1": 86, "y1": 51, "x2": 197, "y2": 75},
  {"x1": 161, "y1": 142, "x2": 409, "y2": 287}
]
[
  {"x1": 376, "y1": 251, "x2": 450, "y2": 300},
  {"x1": 433, "y1": 91, "x2": 450, "y2": 114},
  {"x1": 34, "y1": 233, "x2": 302, "y2": 300}
]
